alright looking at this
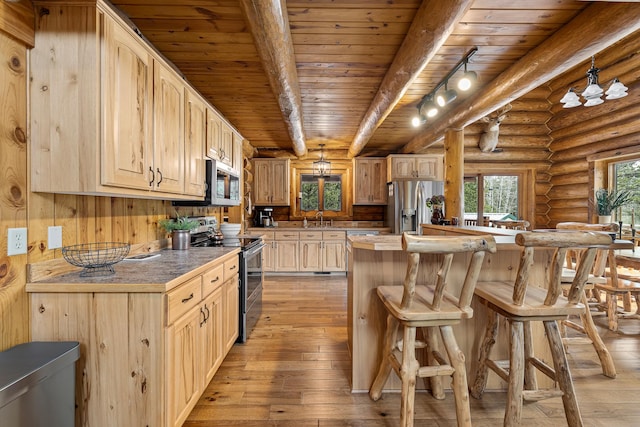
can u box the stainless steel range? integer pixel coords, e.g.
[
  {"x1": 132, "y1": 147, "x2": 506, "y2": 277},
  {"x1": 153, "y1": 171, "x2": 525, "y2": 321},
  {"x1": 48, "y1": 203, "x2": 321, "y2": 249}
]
[{"x1": 190, "y1": 219, "x2": 264, "y2": 343}]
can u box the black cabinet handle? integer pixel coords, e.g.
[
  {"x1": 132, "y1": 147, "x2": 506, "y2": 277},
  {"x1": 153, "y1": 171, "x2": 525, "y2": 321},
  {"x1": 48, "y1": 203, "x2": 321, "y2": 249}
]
[
  {"x1": 210, "y1": 276, "x2": 220, "y2": 283},
  {"x1": 181, "y1": 293, "x2": 194, "y2": 303},
  {"x1": 200, "y1": 307, "x2": 206, "y2": 326},
  {"x1": 149, "y1": 166, "x2": 154, "y2": 186},
  {"x1": 157, "y1": 168, "x2": 163, "y2": 186}
]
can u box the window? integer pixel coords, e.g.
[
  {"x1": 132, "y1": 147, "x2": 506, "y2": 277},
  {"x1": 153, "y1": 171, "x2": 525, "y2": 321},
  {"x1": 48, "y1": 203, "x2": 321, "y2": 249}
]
[
  {"x1": 300, "y1": 174, "x2": 342, "y2": 212},
  {"x1": 612, "y1": 158, "x2": 640, "y2": 227},
  {"x1": 464, "y1": 174, "x2": 520, "y2": 223}
]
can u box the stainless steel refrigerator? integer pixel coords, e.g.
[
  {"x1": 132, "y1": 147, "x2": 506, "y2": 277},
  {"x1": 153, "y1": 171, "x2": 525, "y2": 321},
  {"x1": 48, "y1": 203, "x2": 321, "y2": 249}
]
[{"x1": 386, "y1": 180, "x2": 444, "y2": 234}]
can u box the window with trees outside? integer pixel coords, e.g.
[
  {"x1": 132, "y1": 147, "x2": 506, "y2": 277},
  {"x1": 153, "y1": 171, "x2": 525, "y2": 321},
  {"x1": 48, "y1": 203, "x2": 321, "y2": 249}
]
[
  {"x1": 612, "y1": 158, "x2": 640, "y2": 228},
  {"x1": 464, "y1": 174, "x2": 520, "y2": 224},
  {"x1": 300, "y1": 174, "x2": 342, "y2": 213}
]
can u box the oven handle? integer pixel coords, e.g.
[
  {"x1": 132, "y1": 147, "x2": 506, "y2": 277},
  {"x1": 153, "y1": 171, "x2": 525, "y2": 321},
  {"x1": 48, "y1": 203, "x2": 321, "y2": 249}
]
[{"x1": 244, "y1": 243, "x2": 265, "y2": 258}]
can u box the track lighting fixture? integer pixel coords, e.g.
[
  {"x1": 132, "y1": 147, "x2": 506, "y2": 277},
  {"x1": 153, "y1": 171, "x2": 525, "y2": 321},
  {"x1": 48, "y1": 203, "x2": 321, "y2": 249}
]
[
  {"x1": 411, "y1": 47, "x2": 478, "y2": 127},
  {"x1": 560, "y1": 56, "x2": 628, "y2": 108}
]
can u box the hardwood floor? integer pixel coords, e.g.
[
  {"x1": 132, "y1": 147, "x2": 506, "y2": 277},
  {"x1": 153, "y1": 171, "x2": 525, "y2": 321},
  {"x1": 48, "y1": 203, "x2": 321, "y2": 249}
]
[{"x1": 184, "y1": 275, "x2": 640, "y2": 426}]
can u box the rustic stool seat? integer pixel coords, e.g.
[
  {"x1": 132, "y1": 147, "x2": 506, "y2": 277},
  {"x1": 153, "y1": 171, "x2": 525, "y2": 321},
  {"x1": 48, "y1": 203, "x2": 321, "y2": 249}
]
[
  {"x1": 471, "y1": 231, "x2": 612, "y2": 427},
  {"x1": 369, "y1": 233, "x2": 497, "y2": 427}
]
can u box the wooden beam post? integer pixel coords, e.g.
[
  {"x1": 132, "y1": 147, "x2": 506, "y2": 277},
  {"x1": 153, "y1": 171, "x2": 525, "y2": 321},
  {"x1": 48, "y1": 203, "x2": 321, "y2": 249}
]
[
  {"x1": 238, "y1": 0, "x2": 307, "y2": 157},
  {"x1": 402, "y1": 2, "x2": 640, "y2": 154},
  {"x1": 444, "y1": 128, "x2": 464, "y2": 222},
  {"x1": 347, "y1": 0, "x2": 473, "y2": 158}
]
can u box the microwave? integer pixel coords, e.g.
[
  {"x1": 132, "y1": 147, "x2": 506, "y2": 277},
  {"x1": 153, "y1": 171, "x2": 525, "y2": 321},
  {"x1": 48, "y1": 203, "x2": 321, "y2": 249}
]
[{"x1": 173, "y1": 160, "x2": 240, "y2": 207}]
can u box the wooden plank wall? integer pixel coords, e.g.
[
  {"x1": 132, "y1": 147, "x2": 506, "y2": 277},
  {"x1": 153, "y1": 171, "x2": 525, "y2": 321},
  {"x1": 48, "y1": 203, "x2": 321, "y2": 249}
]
[
  {"x1": 546, "y1": 32, "x2": 640, "y2": 226},
  {"x1": 0, "y1": 0, "x2": 34, "y2": 351}
]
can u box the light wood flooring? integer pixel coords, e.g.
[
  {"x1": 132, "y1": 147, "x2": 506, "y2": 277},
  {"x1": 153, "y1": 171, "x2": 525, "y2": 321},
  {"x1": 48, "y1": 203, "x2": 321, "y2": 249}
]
[{"x1": 184, "y1": 275, "x2": 640, "y2": 426}]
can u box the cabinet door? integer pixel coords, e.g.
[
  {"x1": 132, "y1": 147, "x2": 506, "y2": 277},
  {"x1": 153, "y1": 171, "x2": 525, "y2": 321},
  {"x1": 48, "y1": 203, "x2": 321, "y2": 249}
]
[
  {"x1": 299, "y1": 240, "x2": 322, "y2": 272},
  {"x1": 220, "y1": 123, "x2": 233, "y2": 167},
  {"x1": 275, "y1": 240, "x2": 299, "y2": 271},
  {"x1": 206, "y1": 107, "x2": 222, "y2": 161},
  {"x1": 232, "y1": 132, "x2": 243, "y2": 174},
  {"x1": 223, "y1": 276, "x2": 239, "y2": 352},
  {"x1": 102, "y1": 17, "x2": 153, "y2": 190},
  {"x1": 201, "y1": 287, "x2": 223, "y2": 386},
  {"x1": 154, "y1": 61, "x2": 185, "y2": 194},
  {"x1": 168, "y1": 305, "x2": 201, "y2": 427},
  {"x1": 323, "y1": 241, "x2": 346, "y2": 272},
  {"x1": 415, "y1": 156, "x2": 443, "y2": 180},
  {"x1": 270, "y1": 160, "x2": 290, "y2": 205},
  {"x1": 353, "y1": 158, "x2": 387, "y2": 204},
  {"x1": 389, "y1": 157, "x2": 415, "y2": 179},
  {"x1": 253, "y1": 160, "x2": 272, "y2": 205},
  {"x1": 263, "y1": 241, "x2": 276, "y2": 272},
  {"x1": 184, "y1": 89, "x2": 206, "y2": 197}
]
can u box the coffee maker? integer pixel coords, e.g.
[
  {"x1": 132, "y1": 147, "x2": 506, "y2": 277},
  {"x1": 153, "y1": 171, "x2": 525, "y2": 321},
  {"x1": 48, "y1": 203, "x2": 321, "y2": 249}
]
[{"x1": 254, "y1": 207, "x2": 273, "y2": 227}]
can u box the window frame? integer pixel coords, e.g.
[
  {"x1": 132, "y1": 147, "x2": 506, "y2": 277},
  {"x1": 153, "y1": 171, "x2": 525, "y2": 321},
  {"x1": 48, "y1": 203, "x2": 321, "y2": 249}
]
[{"x1": 291, "y1": 165, "x2": 351, "y2": 220}]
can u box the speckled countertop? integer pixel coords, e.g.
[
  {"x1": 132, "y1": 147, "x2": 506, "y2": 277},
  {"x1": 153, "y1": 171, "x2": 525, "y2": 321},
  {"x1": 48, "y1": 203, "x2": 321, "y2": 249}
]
[{"x1": 26, "y1": 247, "x2": 240, "y2": 293}]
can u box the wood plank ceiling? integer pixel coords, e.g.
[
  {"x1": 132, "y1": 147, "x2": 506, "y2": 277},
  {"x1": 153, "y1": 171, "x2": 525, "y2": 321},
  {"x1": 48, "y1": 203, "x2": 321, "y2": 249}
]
[{"x1": 111, "y1": 0, "x2": 640, "y2": 159}]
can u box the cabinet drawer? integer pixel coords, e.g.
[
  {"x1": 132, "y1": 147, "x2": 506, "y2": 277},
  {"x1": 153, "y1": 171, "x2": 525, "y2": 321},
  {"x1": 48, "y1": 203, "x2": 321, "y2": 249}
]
[
  {"x1": 299, "y1": 231, "x2": 323, "y2": 240},
  {"x1": 167, "y1": 276, "x2": 202, "y2": 325},
  {"x1": 323, "y1": 231, "x2": 346, "y2": 240},
  {"x1": 202, "y1": 264, "x2": 224, "y2": 296},
  {"x1": 275, "y1": 231, "x2": 299, "y2": 241},
  {"x1": 260, "y1": 231, "x2": 275, "y2": 240},
  {"x1": 224, "y1": 256, "x2": 239, "y2": 279}
]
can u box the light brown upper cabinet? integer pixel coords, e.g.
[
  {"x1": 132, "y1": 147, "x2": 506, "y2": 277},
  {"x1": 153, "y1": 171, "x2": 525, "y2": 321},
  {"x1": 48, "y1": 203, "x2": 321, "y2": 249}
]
[
  {"x1": 252, "y1": 159, "x2": 290, "y2": 206},
  {"x1": 184, "y1": 89, "x2": 206, "y2": 197},
  {"x1": 353, "y1": 158, "x2": 387, "y2": 205},
  {"x1": 386, "y1": 155, "x2": 444, "y2": 181},
  {"x1": 29, "y1": 0, "x2": 237, "y2": 200},
  {"x1": 206, "y1": 107, "x2": 233, "y2": 169}
]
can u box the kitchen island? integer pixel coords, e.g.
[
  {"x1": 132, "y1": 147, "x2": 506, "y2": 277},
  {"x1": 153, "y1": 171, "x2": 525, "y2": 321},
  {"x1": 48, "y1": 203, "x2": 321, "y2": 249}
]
[
  {"x1": 26, "y1": 247, "x2": 240, "y2": 427},
  {"x1": 346, "y1": 232, "x2": 553, "y2": 393}
]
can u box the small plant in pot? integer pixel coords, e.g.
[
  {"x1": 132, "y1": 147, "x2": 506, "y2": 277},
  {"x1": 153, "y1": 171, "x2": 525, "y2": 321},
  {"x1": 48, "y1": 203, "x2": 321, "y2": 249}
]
[
  {"x1": 159, "y1": 214, "x2": 199, "y2": 249},
  {"x1": 595, "y1": 188, "x2": 631, "y2": 224}
]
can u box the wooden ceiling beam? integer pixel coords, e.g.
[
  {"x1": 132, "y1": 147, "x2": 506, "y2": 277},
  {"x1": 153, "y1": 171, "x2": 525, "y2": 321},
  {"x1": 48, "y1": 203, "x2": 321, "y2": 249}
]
[
  {"x1": 347, "y1": 0, "x2": 474, "y2": 158},
  {"x1": 401, "y1": 2, "x2": 640, "y2": 154},
  {"x1": 239, "y1": 0, "x2": 307, "y2": 157}
]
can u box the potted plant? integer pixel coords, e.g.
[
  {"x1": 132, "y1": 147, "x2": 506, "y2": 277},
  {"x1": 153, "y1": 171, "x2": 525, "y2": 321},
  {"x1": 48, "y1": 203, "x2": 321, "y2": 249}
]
[
  {"x1": 159, "y1": 214, "x2": 200, "y2": 249},
  {"x1": 595, "y1": 188, "x2": 631, "y2": 224},
  {"x1": 426, "y1": 195, "x2": 445, "y2": 224}
]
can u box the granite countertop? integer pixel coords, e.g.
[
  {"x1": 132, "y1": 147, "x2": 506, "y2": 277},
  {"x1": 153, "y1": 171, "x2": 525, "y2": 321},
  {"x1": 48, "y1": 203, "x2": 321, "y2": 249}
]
[{"x1": 26, "y1": 247, "x2": 240, "y2": 293}]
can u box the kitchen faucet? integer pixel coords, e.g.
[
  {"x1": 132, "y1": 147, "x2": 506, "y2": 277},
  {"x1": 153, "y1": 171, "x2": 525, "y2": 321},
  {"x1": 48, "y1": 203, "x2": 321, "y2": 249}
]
[{"x1": 315, "y1": 211, "x2": 324, "y2": 228}]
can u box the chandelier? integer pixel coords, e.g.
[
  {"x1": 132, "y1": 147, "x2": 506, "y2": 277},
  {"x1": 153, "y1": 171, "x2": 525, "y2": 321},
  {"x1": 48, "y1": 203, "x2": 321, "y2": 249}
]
[
  {"x1": 313, "y1": 144, "x2": 331, "y2": 177},
  {"x1": 560, "y1": 56, "x2": 628, "y2": 108}
]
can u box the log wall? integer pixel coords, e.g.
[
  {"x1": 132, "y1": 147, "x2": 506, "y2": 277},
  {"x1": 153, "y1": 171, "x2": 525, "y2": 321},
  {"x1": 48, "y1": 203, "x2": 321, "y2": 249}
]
[{"x1": 546, "y1": 32, "x2": 640, "y2": 226}]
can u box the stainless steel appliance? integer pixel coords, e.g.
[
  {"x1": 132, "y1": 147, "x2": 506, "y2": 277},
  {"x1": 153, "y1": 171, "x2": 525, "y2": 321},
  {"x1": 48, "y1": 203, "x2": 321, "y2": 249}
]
[
  {"x1": 173, "y1": 159, "x2": 240, "y2": 207},
  {"x1": 254, "y1": 207, "x2": 273, "y2": 227},
  {"x1": 190, "y1": 227, "x2": 264, "y2": 343},
  {"x1": 386, "y1": 180, "x2": 444, "y2": 234}
]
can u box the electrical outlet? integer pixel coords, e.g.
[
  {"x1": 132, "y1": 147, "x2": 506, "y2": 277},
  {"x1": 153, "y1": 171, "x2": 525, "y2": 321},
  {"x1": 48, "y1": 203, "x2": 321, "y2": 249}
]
[
  {"x1": 48, "y1": 226, "x2": 63, "y2": 249},
  {"x1": 7, "y1": 227, "x2": 28, "y2": 256}
]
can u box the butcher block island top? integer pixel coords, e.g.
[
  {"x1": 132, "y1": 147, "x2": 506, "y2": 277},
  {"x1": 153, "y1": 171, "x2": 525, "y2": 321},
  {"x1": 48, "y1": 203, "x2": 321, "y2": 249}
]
[{"x1": 26, "y1": 247, "x2": 239, "y2": 292}]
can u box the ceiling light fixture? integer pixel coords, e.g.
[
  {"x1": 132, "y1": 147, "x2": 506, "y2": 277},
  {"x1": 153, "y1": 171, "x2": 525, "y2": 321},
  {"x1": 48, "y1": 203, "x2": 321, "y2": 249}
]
[
  {"x1": 313, "y1": 144, "x2": 331, "y2": 177},
  {"x1": 412, "y1": 47, "x2": 478, "y2": 127},
  {"x1": 560, "y1": 56, "x2": 628, "y2": 108}
]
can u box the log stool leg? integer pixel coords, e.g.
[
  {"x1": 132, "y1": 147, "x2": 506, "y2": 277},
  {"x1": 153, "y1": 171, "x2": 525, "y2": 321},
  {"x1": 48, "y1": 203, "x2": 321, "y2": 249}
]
[
  {"x1": 505, "y1": 320, "x2": 525, "y2": 427},
  {"x1": 471, "y1": 309, "x2": 498, "y2": 399},
  {"x1": 400, "y1": 325, "x2": 419, "y2": 427},
  {"x1": 606, "y1": 292, "x2": 619, "y2": 332},
  {"x1": 426, "y1": 326, "x2": 445, "y2": 399},
  {"x1": 578, "y1": 293, "x2": 616, "y2": 378},
  {"x1": 441, "y1": 325, "x2": 472, "y2": 427},
  {"x1": 523, "y1": 321, "x2": 537, "y2": 391},
  {"x1": 370, "y1": 314, "x2": 397, "y2": 401},
  {"x1": 544, "y1": 320, "x2": 584, "y2": 427}
]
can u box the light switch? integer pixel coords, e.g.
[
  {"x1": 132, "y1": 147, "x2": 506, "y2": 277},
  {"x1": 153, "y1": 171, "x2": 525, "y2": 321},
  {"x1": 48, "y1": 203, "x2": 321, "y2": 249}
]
[{"x1": 48, "y1": 226, "x2": 63, "y2": 249}]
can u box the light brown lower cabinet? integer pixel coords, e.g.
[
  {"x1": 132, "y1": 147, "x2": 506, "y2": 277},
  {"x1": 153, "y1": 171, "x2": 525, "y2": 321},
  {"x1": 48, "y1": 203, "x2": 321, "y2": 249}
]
[
  {"x1": 29, "y1": 254, "x2": 239, "y2": 427},
  {"x1": 261, "y1": 230, "x2": 346, "y2": 273}
]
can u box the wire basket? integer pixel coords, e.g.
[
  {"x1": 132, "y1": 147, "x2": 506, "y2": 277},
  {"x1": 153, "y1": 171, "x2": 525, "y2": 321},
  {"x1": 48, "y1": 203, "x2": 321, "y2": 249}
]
[{"x1": 62, "y1": 242, "x2": 130, "y2": 277}]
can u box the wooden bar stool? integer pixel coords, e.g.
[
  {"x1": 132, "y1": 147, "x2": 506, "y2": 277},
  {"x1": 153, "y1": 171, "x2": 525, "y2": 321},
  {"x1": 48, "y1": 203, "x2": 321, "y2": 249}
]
[
  {"x1": 556, "y1": 222, "x2": 618, "y2": 378},
  {"x1": 471, "y1": 231, "x2": 612, "y2": 427},
  {"x1": 369, "y1": 233, "x2": 497, "y2": 427}
]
